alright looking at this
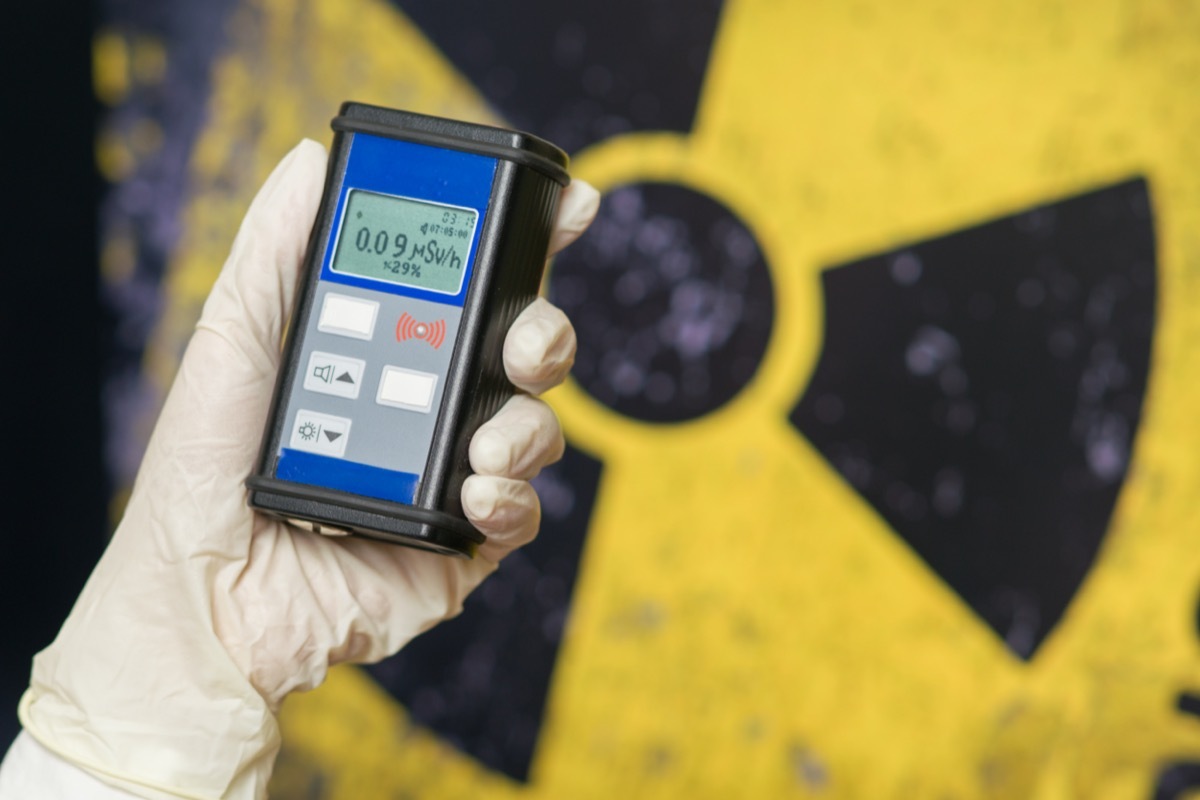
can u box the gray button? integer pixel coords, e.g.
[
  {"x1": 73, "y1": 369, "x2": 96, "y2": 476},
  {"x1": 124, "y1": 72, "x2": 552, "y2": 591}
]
[
  {"x1": 318, "y1": 293, "x2": 378, "y2": 340},
  {"x1": 376, "y1": 365, "x2": 438, "y2": 413},
  {"x1": 303, "y1": 351, "x2": 366, "y2": 399},
  {"x1": 289, "y1": 409, "x2": 351, "y2": 458}
]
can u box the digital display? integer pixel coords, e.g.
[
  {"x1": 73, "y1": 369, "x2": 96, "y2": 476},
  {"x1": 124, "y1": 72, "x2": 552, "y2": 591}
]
[{"x1": 331, "y1": 189, "x2": 477, "y2": 294}]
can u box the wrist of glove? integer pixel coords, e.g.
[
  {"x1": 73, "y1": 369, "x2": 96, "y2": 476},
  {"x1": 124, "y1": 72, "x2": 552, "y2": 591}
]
[{"x1": 12, "y1": 140, "x2": 599, "y2": 799}]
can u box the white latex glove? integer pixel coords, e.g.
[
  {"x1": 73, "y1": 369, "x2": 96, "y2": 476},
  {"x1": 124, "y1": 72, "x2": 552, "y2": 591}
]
[
  {"x1": 0, "y1": 734, "x2": 133, "y2": 799},
  {"x1": 5, "y1": 140, "x2": 599, "y2": 800}
]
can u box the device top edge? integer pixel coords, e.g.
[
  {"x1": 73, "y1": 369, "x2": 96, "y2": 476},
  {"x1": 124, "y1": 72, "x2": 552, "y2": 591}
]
[{"x1": 333, "y1": 101, "x2": 569, "y2": 185}]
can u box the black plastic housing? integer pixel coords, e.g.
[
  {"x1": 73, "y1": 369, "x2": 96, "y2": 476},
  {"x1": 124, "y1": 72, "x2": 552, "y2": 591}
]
[{"x1": 246, "y1": 103, "x2": 568, "y2": 557}]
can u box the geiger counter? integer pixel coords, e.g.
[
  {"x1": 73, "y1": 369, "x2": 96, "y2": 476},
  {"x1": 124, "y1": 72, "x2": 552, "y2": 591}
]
[{"x1": 247, "y1": 103, "x2": 569, "y2": 557}]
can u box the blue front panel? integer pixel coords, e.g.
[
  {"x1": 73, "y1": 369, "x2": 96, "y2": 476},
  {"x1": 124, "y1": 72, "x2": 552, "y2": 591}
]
[
  {"x1": 272, "y1": 132, "x2": 498, "y2": 505},
  {"x1": 276, "y1": 449, "x2": 420, "y2": 505}
]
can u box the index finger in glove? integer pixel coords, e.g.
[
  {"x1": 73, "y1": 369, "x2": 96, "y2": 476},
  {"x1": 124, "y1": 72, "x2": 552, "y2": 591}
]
[
  {"x1": 547, "y1": 179, "x2": 600, "y2": 257},
  {"x1": 502, "y1": 180, "x2": 599, "y2": 394}
]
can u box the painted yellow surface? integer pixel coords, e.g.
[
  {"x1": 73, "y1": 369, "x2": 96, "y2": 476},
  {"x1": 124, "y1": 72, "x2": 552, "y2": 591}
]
[
  {"x1": 107, "y1": 0, "x2": 1200, "y2": 796},
  {"x1": 134, "y1": 0, "x2": 500, "y2": 395}
]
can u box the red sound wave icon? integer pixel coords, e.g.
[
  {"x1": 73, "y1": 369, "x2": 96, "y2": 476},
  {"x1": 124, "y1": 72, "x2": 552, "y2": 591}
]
[{"x1": 396, "y1": 313, "x2": 447, "y2": 349}]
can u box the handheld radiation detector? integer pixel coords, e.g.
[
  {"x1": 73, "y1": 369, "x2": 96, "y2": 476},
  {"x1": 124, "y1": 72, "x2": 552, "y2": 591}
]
[{"x1": 247, "y1": 103, "x2": 569, "y2": 558}]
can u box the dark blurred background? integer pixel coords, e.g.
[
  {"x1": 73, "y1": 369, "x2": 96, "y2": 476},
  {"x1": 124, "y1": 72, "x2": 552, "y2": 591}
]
[{"x1": 0, "y1": 5, "x2": 108, "y2": 752}]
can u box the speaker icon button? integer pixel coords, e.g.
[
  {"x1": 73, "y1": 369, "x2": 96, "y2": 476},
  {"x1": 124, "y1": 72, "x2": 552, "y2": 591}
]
[{"x1": 302, "y1": 351, "x2": 366, "y2": 400}]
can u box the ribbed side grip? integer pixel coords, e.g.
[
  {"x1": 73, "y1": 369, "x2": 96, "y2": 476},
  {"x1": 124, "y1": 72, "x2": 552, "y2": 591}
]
[{"x1": 439, "y1": 166, "x2": 563, "y2": 516}]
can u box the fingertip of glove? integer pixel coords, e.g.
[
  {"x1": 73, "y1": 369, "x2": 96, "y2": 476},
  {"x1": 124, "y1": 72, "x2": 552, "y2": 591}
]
[
  {"x1": 294, "y1": 138, "x2": 329, "y2": 163},
  {"x1": 511, "y1": 314, "x2": 561, "y2": 359},
  {"x1": 461, "y1": 478, "x2": 500, "y2": 524},
  {"x1": 469, "y1": 428, "x2": 512, "y2": 476},
  {"x1": 507, "y1": 339, "x2": 574, "y2": 395},
  {"x1": 548, "y1": 180, "x2": 600, "y2": 256},
  {"x1": 464, "y1": 478, "x2": 541, "y2": 563},
  {"x1": 282, "y1": 140, "x2": 330, "y2": 188},
  {"x1": 506, "y1": 302, "x2": 575, "y2": 382},
  {"x1": 565, "y1": 179, "x2": 601, "y2": 224}
]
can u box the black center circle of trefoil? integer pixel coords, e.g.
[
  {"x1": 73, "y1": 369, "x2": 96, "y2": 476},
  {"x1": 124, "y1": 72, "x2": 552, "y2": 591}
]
[{"x1": 548, "y1": 182, "x2": 775, "y2": 423}]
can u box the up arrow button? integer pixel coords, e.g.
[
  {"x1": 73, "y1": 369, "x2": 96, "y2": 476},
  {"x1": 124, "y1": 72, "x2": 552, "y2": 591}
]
[{"x1": 303, "y1": 351, "x2": 366, "y2": 400}]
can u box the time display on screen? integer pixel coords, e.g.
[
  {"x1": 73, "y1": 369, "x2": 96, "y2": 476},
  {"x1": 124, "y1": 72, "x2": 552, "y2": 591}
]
[{"x1": 331, "y1": 189, "x2": 477, "y2": 294}]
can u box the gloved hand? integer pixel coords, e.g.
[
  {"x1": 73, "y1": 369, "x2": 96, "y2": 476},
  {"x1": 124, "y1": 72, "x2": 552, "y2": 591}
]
[{"x1": 10, "y1": 140, "x2": 599, "y2": 799}]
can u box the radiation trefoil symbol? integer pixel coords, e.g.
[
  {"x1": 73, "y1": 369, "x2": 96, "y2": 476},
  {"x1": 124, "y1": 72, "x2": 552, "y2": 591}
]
[{"x1": 160, "y1": 0, "x2": 1200, "y2": 795}]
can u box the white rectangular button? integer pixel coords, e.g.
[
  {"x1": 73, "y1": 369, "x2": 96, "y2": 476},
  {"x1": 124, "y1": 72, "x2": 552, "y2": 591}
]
[
  {"x1": 376, "y1": 366, "x2": 438, "y2": 413},
  {"x1": 289, "y1": 409, "x2": 351, "y2": 458},
  {"x1": 318, "y1": 293, "x2": 378, "y2": 340},
  {"x1": 303, "y1": 351, "x2": 366, "y2": 399}
]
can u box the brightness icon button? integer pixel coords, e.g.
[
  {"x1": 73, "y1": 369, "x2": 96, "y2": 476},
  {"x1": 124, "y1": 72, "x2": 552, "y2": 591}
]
[{"x1": 289, "y1": 409, "x2": 351, "y2": 458}]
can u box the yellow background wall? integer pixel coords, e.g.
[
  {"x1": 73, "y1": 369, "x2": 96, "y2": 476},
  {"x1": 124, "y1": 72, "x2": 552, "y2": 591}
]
[{"x1": 96, "y1": 0, "x2": 1200, "y2": 796}]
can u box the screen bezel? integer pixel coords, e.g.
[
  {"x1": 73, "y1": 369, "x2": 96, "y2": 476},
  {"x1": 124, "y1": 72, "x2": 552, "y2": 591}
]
[{"x1": 328, "y1": 188, "x2": 479, "y2": 296}]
